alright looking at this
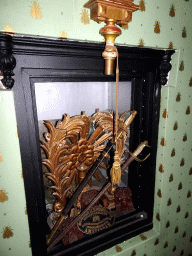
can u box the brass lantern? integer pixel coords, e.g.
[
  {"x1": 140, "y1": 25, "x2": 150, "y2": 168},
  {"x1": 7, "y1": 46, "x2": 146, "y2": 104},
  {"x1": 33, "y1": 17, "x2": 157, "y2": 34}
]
[{"x1": 84, "y1": 0, "x2": 140, "y2": 75}]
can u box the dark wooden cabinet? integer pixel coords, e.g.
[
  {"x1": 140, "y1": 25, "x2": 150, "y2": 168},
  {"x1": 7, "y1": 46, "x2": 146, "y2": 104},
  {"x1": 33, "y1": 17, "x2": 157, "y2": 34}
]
[{"x1": 0, "y1": 33, "x2": 174, "y2": 256}]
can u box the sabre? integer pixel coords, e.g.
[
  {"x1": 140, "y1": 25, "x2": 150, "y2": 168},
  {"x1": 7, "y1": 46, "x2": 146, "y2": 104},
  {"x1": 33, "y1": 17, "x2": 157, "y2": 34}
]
[
  {"x1": 121, "y1": 141, "x2": 150, "y2": 172},
  {"x1": 47, "y1": 182, "x2": 112, "y2": 252},
  {"x1": 47, "y1": 140, "x2": 150, "y2": 251}
]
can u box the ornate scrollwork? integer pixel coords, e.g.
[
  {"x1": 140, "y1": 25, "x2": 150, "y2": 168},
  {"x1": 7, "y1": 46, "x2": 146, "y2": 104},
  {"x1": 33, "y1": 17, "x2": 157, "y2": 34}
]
[
  {"x1": 41, "y1": 113, "x2": 112, "y2": 213},
  {"x1": 41, "y1": 110, "x2": 136, "y2": 213},
  {"x1": 0, "y1": 33, "x2": 16, "y2": 89},
  {"x1": 159, "y1": 51, "x2": 173, "y2": 86}
]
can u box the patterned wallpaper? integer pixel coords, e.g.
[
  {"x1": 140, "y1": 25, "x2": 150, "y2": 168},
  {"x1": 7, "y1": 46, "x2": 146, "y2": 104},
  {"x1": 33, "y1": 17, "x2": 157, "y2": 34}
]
[
  {"x1": 0, "y1": 0, "x2": 192, "y2": 255},
  {"x1": 0, "y1": 91, "x2": 31, "y2": 255}
]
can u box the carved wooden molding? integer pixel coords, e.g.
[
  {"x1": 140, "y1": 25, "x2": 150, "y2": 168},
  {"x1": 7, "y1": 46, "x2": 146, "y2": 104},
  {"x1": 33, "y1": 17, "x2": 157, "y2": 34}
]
[
  {"x1": 41, "y1": 112, "x2": 112, "y2": 213},
  {"x1": 0, "y1": 34, "x2": 16, "y2": 89},
  {"x1": 159, "y1": 51, "x2": 173, "y2": 86},
  {"x1": 0, "y1": 33, "x2": 175, "y2": 255},
  {"x1": 0, "y1": 33, "x2": 175, "y2": 88}
]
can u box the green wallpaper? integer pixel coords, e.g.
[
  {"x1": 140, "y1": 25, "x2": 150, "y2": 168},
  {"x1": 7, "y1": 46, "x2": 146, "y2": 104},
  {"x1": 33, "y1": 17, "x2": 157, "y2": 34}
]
[
  {"x1": 0, "y1": 0, "x2": 192, "y2": 255},
  {"x1": 0, "y1": 90, "x2": 31, "y2": 255}
]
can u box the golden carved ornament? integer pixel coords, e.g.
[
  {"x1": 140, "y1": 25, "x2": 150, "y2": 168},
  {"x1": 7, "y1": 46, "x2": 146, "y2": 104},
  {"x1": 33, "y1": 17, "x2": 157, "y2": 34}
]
[
  {"x1": 93, "y1": 109, "x2": 137, "y2": 161},
  {"x1": 41, "y1": 110, "x2": 136, "y2": 213},
  {"x1": 41, "y1": 112, "x2": 112, "y2": 213},
  {"x1": 84, "y1": 0, "x2": 139, "y2": 75}
]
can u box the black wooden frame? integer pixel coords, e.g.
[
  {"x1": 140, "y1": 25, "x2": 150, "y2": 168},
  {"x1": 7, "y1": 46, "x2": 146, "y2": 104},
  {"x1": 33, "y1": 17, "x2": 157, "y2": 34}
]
[{"x1": 0, "y1": 33, "x2": 175, "y2": 256}]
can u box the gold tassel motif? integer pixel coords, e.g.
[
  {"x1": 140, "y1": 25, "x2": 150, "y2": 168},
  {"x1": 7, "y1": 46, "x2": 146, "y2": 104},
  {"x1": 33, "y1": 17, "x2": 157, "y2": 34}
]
[{"x1": 110, "y1": 151, "x2": 121, "y2": 185}]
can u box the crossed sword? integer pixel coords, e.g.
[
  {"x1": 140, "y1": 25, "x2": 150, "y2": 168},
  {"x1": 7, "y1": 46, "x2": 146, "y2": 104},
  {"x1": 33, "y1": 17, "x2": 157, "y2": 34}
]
[{"x1": 46, "y1": 140, "x2": 150, "y2": 252}]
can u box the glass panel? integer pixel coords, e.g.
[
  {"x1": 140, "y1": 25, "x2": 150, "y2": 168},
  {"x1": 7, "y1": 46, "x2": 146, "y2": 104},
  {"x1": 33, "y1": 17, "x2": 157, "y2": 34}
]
[
  {"x1": 34, "y1": 81, "x2": 131, "y2": 120},
  {"x1": 34, "y1": 81, "x2": 134, "y2": 247}
]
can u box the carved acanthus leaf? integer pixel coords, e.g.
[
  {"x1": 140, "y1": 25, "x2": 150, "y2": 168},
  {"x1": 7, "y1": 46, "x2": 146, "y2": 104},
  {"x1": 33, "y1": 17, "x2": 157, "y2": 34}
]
[{"x1": 41, "y1": 110, "x2": 136, "y2": 213}]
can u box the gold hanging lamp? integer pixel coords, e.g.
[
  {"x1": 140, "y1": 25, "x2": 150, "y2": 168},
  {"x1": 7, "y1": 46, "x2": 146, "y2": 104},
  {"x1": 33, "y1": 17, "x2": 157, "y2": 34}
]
[
  {"x1": 84, "y1": 0, "x2": 140, "y2": 75},
  {"x1": 84, "y1": 1, "x2": 140, "y2": 186}
]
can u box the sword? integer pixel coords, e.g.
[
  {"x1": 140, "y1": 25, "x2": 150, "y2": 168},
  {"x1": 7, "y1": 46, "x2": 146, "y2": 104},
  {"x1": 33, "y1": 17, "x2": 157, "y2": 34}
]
[
  {"x1": 47, "y1": 140, "x2": 150, "y2": 250},
  {"x1": 47, "y1": 182, "x2": 112, "y2": 252},
  {"x1": 46, "y1": 140, "x2": 113, "y2": 246}
]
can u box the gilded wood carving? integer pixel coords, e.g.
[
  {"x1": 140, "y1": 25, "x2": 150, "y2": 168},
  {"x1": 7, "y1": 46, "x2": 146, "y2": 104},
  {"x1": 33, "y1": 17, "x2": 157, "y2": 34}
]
[{"x1": 41, "y1": 110, "x2": 136, "y2": 213}]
